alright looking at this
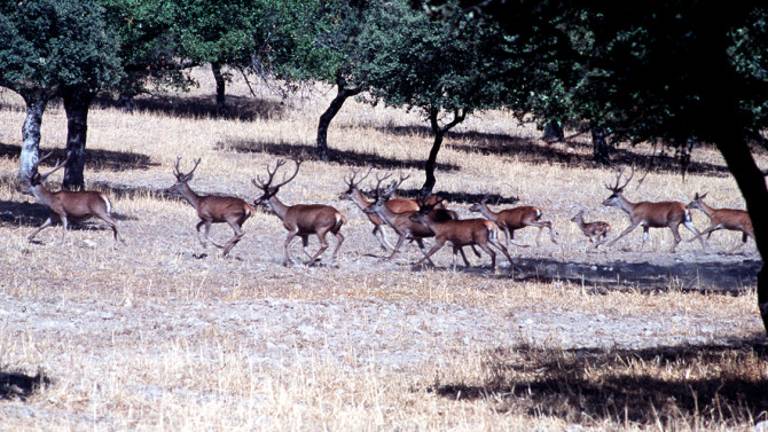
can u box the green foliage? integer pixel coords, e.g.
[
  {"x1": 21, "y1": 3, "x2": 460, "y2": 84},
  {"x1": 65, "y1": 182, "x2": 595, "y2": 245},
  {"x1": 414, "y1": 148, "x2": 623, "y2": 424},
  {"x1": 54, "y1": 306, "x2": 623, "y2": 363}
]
[{"x1": 0, "y1": 0, "x2": 122, "y2": 96}]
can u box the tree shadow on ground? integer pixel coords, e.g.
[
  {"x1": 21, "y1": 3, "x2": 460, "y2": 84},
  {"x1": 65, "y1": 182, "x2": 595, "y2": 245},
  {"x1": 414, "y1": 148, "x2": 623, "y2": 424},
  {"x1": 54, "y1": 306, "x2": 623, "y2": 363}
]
[
  {"x1": 1, "y1": 369, "x2": 52, "y2": 401},
  {"x1": 377, "y1": 125, "x2": 731, "y2": 177},
  {"x1": 0, "y1": 143, "x2": 157, "y2": 172},
  {"x1": 395, "y1": 188, "x2": 519, "y2": 205},
  {"x1": 430, "y1": 339, "x2": 768, "y2": 427},
  {"x1": 94, "y1": 94, "x2": 286, "y2": 121},
  {"x1": 0, "y1": 200, "x2": 137, "y2": 230},
  {"x1": 411, "y1": 256, "x2": 759, "y2": 294},
  {"x1": 217, "y1": 139, "x2": 460, "y2": 172}
]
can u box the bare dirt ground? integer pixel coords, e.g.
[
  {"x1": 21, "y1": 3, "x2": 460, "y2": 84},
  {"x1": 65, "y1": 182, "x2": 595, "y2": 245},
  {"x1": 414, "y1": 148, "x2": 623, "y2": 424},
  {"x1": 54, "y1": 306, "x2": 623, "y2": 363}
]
[{"x1": 0, "y1": 70, "x2": 766, "y2": 430}]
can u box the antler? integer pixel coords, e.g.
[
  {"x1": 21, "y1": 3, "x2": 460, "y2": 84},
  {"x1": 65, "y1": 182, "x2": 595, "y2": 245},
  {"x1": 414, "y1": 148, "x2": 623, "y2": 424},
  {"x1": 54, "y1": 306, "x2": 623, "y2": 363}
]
[
  {"x1": 344, "y1": 167, "x2": 372, "y2": 189},
  {"x1": 253, "y1": 159, "x2": 302, "y2": 190},
  {"x1": 173, "y1": 156, "x2": 201, "y2": 180},
  {"x1": 37, "y1": 151, "x2": 69, "y2": 181},
  {"x1": 605, "y1": 166, "x2": 634, "y2": 192}
]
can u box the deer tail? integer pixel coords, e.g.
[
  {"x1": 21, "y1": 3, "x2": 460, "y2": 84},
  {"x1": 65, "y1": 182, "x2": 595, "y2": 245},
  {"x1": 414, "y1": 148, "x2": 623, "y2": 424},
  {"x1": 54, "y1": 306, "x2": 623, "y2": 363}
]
[
  {"x1": 99, "y1": 194, "x2": 112, "y2": 215},
  {"x1": 335, "y1": 212, "x2": 347, "y2": 229}
]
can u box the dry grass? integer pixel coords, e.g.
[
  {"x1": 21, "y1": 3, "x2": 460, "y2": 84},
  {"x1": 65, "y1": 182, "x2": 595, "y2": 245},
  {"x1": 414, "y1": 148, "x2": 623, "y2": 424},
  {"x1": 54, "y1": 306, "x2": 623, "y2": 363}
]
[{"x1": 0, "y1": 68, "x2": 766, "y2": 430}]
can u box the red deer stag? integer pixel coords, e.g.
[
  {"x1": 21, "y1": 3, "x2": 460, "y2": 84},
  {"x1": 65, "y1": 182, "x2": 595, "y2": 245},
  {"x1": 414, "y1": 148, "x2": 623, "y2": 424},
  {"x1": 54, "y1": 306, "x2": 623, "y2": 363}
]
[
  {"x1": 253, "y1": 159, "x2": 346, "y2": 266},
  {"x1": 686, "y1": 192, "x2": 754, "y2": 252},
  {"x1": 570, "y1": 207, "x2": 611, "y2": 247},
  {"x1": 409, "y1": 201, "x2": 514, "y2": 270},
  {"x1": 25, "y1": 151, "x2": 124, "y2": 245},
  {"x1": 469, "y1": 196, "x2": 557, "y2": 246},
  {"x1": 602, "y1": 167, "x2": 704, "y2": 252},
  {"x1": 169, "y1": 157, "x2": 255, "y2": 257}
]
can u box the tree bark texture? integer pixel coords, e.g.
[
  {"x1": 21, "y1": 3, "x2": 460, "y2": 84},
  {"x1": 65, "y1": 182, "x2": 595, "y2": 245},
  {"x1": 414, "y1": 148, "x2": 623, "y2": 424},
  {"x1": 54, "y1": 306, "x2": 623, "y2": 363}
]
[
  {"x1": 62, "y1": 87, "x2": 94, "y2": 190},
  {"x1": 18, "y1": 94, "x2": 48, "y2": 187},
  {"x1": 316, "y1": 84, "x2": 361, "y2": 160},
  {"x1": 211, "y1": 62, "x2": 226, "y2": 109}
]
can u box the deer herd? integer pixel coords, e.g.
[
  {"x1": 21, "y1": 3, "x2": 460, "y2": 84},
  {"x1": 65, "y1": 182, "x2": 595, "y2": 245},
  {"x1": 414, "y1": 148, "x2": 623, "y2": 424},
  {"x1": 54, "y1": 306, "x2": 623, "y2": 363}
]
[{"x1": 18, "y1": 153, "x2": 756, "y2": 269}]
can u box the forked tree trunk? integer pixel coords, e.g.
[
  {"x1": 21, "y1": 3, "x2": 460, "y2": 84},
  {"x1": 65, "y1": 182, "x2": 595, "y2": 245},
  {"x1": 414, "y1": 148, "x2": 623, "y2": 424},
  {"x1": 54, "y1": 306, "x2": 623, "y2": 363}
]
[
  {"x1": 715, "y1": 135, "x2": 768, "y2": 336},
  {"x1": 592, "y1": 126, "x2": 611, "y2": 164},
  {"x1": 316, "y1": 84, "x2": 361, "y2": 160},
  {"x1": 542, "y1": 119, "x2": 565, "y2": 143},
  {"x1": 18, "y1": 93, "x2": 49, "y2": 187},
  {"x1": 62, "y1": 86, "x2": 94, "y2": 190},
  {"x1": 422, "y1": 108, "x2": 466, "y2": 194},
  {"x1": 211, "y1": 62, "x2": 226, "y2": 109}
]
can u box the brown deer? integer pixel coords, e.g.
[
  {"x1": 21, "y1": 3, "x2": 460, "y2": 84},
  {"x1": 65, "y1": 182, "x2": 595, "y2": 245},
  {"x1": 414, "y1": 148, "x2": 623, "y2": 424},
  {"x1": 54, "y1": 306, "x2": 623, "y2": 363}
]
[
  {"x1": 25, "y1": 151, "x2": 124, "y2": 245},
  {"x1": 468, "y1": 197, "x2": 557, "y2": 246},
  {"x1": 602, "y1": 167, "x2": 704, "y2": 252},
  {"x1": 409, "y1": 202, "x2": 514, "y2": 270},
  {"x1": 169, "y1": 157, "x2": 256, "y2": 257},
  {"x1": 686, "y1": 192, "x2": 754, "y2": 252},
  {"x1": 570, "y1": 208, "x2": 611, "y2": 247},
  {"x1": 253, "y1": 159, "x2": 346, "y2": 266}
]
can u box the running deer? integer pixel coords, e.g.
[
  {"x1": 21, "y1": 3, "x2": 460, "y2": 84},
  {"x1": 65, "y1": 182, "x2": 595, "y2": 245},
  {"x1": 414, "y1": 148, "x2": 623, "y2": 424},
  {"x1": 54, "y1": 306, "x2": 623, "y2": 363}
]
[
  {"x1": 570, "y1": 208, "x2": 611, "y2": 247},
  {"x1": 25, "y1": 151, "x2": 124, "y2": 244},
  {"x1": 169, "y1": 157, "x2": 256, "y2": 257},
  {"x1": 602, "y1": 167, "x2": 704, "y2": 252},
  {"x1": 253, "y1": 159, "x2": 346, "y2": 266},
  {"x1": 686, "y1": 192, "x2": 754, "y2": 252},
  {"x1": 468, "y1": 196, "x2": 557, "y2": 246},
  {"x1": 409, "y1": 201, "x2": 514, "y2": 270}
]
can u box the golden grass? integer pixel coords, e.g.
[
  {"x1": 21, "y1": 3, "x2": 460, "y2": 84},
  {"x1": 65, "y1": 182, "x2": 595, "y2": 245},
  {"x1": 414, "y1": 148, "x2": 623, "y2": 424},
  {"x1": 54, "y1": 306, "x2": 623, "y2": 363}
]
[{"x1": 0, "y1": 67, "x2": 766, "y2": 430}]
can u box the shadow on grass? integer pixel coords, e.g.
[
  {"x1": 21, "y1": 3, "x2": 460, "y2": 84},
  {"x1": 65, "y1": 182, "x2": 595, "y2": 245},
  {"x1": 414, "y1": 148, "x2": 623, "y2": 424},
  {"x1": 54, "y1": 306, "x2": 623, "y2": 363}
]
[
  {"x1": 1, "y1": 369, "x2": 52, "y2": 401},
  {"x1": 0, "y1": 143, "x2": 157, "y2": 172},
  {"x1": 377, "y1": 125, "x2": 731, "y2": 177},
  {"x1": 0, "y1": 200, "x2": 137, "y2": 230},
  {"x1": 94, "y1": 94, "x2": 286, "y2": 121},
  {"x1": 430, "y1": 340, "x2": 768, "y2": 427},
  {"x1": 217, "y1": 139, "x2": 460, "y2": 172}
]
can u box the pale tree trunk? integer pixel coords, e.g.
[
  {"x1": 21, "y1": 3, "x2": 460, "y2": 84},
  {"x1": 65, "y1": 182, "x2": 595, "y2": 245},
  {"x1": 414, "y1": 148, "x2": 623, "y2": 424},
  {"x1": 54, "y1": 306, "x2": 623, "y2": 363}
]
[
  {"x1": 62, "y1": 86, "x2": 94, "y2": 190},
  {"x1": 17, "y1": 92, "x2": 49, "y2": 187},
  {"x1": 422, "y1": 108, "x2": 466, "y2": 194},
  {"x1": 716, "y1": 134, "x2": 768, "y2": 336},
  {"x1": 211, "y1": 62, "x2": 226, "y2": 109},
  {"x1": 316, "y1": 82, "x2": 361, "y2": 160}
]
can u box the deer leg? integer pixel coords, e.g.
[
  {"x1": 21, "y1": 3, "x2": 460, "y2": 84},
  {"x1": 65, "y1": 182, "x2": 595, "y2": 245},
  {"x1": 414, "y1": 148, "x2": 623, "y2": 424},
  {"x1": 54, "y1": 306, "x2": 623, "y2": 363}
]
[
  {"x1": 98, "y1": 213, "x2": 125, "y2": 245},
  {"x1": 221, "y1": 220, "x2": 245, "y2": 257},
  {"x1": 203, "y1": 221, "x2": 226, "y2": 249},
  {"x1": 470, "y1": 245, "x2": 481, "y2": 258},
  {"x1": 489, "y1": 239, "x2": 514, "y2": 268},
  {"x1": 301, "y1": 235, "x2": 313, "y2": 259},
  {"x1": 688, "y1": 224, "x2": 719, "y2": 246},
  {"x1": 28, "y1": 217, "x2": 54, "y2": 242},
  {"x1": 387, "y1": 233, "x2": 407, "y2": 261},
  {"x1": 477, "y1": 242, "x2": 497, "y2": 269},
  {"x1": 196, "y1": 221, "x2": 207, "y2": 248},
  {"x1": 414, "y1": 239, "x2": 445, "y2": 267},
  {"x1": 640, "y1": 226, "x2": 650, "y2": 249},
  {"x1": 669, "y1": 224, "x2": 683, "y2": 253},
  {"x1": 307, "y1": 230, "x2": 330, "y2": 266},
  {"x1": 607, "y1": 222, "x2": 641, "y2": 248},
  {"x1": 373, "y1": 224, "x2": 392, "y2": 251},
  {"x1": 455, "y1": 246, "x2": 471, "y2": 267},
  {"x1": 283, "y1": 230, "x2": 299, "y2": 266},
  {"x1": 331, "y1": 232, "x2": 344, "y2": 263},
  {"x1": 59, "y1": 215, "x2": 69, "y2": 245},
  {"x1": 682, "y1": 220, "x2": 705, "y2": 248},
  {"x1": 415, "y1": 238, "x2": 436, "y2": 266},
  {"x1": 503, "y1": 227, "x2": 512, "y2": 248}
]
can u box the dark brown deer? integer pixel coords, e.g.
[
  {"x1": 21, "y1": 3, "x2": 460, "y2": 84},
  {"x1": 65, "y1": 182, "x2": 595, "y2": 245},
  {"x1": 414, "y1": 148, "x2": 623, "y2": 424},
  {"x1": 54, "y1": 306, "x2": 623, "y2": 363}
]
[
  {"x1": 409, "y1": 202, "x2": 514, "y2": 270},
  {"x1": 602, "y1": 167, "x2": 703, "y2": 252},
  {"x1": 25, "y1": 151, "x2": 124, "y2": 244},
  {"x1": 169, "y1": 157, "x2": 255, "y2": 257},
  {"x1": 469, "y1": 196, "x2": 557, "y2": 246},
  {"x1": 253, "y1": 159, "x2": 346, "y2": 266},
  {"x1": 686, "y1": 192, "x2": 754, "y2": 252},
  {"x1": 570, "y1": 208, "x2": 611, "y2": 247}
]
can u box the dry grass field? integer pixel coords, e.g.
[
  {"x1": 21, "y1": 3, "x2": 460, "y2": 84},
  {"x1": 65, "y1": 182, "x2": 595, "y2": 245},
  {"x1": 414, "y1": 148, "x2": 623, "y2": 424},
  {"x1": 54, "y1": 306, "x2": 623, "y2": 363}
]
[{"x1": 1, "y1": 68, "x2": 767, "y2": 430}]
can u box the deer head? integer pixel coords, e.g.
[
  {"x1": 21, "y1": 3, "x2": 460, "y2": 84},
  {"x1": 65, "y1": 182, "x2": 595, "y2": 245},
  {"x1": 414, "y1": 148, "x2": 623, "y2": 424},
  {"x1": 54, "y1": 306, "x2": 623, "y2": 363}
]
[
  {"x1": 338, "y1": 168, "x2": 372, "y2": 200},
  {"x1": 602, "y1": 167, "x2": 634, "y2": 207},
  {"x1": 686, "y1": 192, "x2": 708, "y2": 210},
  {"x1": 23, "y1": 151, "x2": 69, "y2": 194},
  {"x1": 168, "y1": 156, "x2": 201, "y2": 194},
  {"x1": 252, "y1": 159, "x2": 302, "y2": 205}
]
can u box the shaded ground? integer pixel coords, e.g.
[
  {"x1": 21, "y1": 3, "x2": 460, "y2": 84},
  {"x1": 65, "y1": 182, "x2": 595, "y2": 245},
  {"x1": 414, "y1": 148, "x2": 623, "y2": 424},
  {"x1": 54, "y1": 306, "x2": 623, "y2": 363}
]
[
  {"x1": 217, "y1": 139, "x2": 460, "y2": 172},
  {"x1": 94, "y1": 94, "x2": 286, "y2": 121},
  {"x1": 0, "y1": 143, "x2": 156, "y2": 172},
  {"x1": 0, "y1": 370, "x2": 51, "y2": 401}
]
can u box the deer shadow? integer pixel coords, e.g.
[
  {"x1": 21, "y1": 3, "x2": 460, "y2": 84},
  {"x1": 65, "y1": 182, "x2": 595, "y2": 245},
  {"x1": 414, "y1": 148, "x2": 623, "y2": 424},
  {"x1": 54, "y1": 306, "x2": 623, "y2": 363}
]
[
  {"x1": 94, "y1": 94, "x2": 286, "y2": 121},
  {"x1": 376, "y1": 125, "x2": 731, "y2": 177},
  {"x1": 216, "y1": 139, "x2": 460, "y2": 172},
  {"x1": 430, "y1": 339, "x2": 768, "y2": 426},
  {"x1": 0, "y1": 142, "x2": 156, "y2": 172},
  {"x1": 1, "y1": 369, "x2": 52, "y2": 401}
]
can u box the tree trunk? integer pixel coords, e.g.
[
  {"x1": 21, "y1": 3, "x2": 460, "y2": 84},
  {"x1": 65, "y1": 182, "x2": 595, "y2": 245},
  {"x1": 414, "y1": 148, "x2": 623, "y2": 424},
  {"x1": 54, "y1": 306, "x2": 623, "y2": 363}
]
[
  {"x1": 542, "y1": 119, "x2": 564, "y2": 143},
  {"x1": 715, "y1": 136, "x2": 768, "y2": 336},
  {"x1": 62, "y1": 87, "x2": 94, "y2": 190},
  {"x1": 17, "y1": 93, "x2": 48, "y2": 187},
  {"x1": 211, "y1": 62, "x2": 226, "y2": 109},
  {"x1": 591, "y1": 126, "x2": 610, "y2": 164},
  {"x1": 316, "y1": 84, "x2": 360, "y2": 160},
  {"x1": 423, "y1": 129, "x2": 444, "y2": 195},
  {"x1": 116, "y1": 92, "x2": 136, "y2": 113}
]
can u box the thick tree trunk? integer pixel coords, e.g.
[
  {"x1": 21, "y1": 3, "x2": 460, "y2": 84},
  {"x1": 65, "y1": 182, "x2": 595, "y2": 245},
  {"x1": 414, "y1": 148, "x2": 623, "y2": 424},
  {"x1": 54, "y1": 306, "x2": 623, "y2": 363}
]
[
  {"x1": 62, "y1": 87, "x2": 94, "y2": 190},
  {"x1": 542, "y1": 119, "x2": 564, "y2": 143},
  {"x1": 17, "y1": 94, "x2": 48, "y2": 187},
  {"x1": 211, "y1": 62, "x2": 226, "y2": 109},
  {"x1": 316, "y1": 85, "x2": 361, "y2": 160},
  {"x1": 715, "y1": 136, "x2": 768, "y2": 336},
  {"x1": 591, "y1": 126, "x2": 611, "y2": 164}
]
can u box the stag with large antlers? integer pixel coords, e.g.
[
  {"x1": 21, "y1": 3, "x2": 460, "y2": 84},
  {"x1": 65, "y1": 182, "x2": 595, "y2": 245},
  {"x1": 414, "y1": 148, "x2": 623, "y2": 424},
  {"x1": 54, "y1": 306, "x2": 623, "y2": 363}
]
[
  {"x1": 409, "y1": 201, "x2": 514, "y2": 270},
  {"x1": 25, "y1": 151, "x2": 124, "y2": 244},
  {"x1": 570, "y1": 207, "x2": 611, "y2": 247},
  {"x1": 602, "y1": 167, "x2": 704, "y2": 252},
  {"x1": 686, "y1": 192, "x2": 754, "y2": 252},
  {"x1": 468, "y1": 196, "x2": 557, "y2": 246},
  {"x1": 253, "y1": 159, "x2": 346, "y2": 266},
  {"x1": 169, "y1": 157, "x2": 256, "y2": 257}
]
